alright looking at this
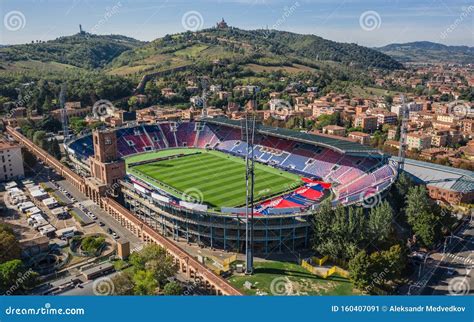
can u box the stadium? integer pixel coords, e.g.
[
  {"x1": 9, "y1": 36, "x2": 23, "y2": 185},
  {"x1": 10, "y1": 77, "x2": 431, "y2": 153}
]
[{"x1": 66, "y1": 118, "x2": 397, "y2": 254}]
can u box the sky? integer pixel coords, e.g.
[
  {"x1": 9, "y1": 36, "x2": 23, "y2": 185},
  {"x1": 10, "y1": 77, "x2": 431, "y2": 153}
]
[{"x1": 1, "y1": 0, "x2": 473, "y2": 47}]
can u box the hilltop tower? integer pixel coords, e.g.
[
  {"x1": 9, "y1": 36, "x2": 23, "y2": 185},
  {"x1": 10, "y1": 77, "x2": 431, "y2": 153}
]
[{"x1": 216, "y1": 18, "x2": 228, "y2": 29}]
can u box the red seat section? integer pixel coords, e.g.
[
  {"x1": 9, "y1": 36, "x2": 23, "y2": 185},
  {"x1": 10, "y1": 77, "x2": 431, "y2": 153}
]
[{"x1": 275, "y1": 199, "x2": 302, "y2": 208}]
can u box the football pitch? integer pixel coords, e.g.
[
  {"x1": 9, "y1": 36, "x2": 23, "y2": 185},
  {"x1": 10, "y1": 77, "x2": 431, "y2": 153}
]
[{"x1": 127, "y1": 149, "x2": 302, "y2": 208}]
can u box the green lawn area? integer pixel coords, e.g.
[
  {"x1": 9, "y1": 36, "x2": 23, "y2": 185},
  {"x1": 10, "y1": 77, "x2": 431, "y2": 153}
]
[
  {"x1": 228, "y1": 261, "x2": 358, "y2": 296},
  {"x1": 127, "y1": 149, "x2": 301, "y2": 208},
  {"x1": 125, "y1": 148, "x2": 202, "y2": 166},
  {"x1": 350, "y1": 85, "x2": 401, "y2": 98},
  {"x1": 173, "y1": 44, "x2": 209, "y2": 57}
]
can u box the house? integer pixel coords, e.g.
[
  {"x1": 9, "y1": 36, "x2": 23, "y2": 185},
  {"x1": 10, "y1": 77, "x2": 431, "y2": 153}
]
[
  {"x1": 348, "y1": 131, "x2": 371, "y2": 145},
  {"x1": 322, "y1": 125, "x2": 346, "y2": 137}
]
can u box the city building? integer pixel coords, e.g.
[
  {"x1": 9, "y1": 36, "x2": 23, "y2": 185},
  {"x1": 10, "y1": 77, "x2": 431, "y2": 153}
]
[
  {"x1": 398, "y1": 158, "x2": 474, "y2": 205},
  {"x1": 354, "y1": 115, "x2": 378, "y2": 132},
  {"x1": 0, "y1": 140, "x2": 24, "y2": 181},
  {"x1": 348, "y1": 131, "x2": 371, "y2": 145},
  {"x1": 50, "y1": 101, "x2": 92, "y2": 120},
  {"x1": 322, "y1": 125, "x2": 346, "y2": 136},
  {"x1": 462, "y1": 119, "x2": 474, "y2": 135},
  {"x1": 369, "y1": 108, "x2": 398, "y2": 127},
  {"x1": 407, "y1": 133, "x2": 432, "y2": 151},
  {"x1": 391, "y1": 102, "x2": 422, "y2": 116}
]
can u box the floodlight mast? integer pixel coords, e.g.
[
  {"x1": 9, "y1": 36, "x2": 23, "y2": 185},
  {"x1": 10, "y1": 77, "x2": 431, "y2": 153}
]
[
  {"x1": 60, "y1": 83, "x2": 68, "y2": 139},
  {"x1": 397, "y1": 95, "x2": 409, "y2": 174},
  {"x1": 244, "y1": 112, "x2": 256, "y2": 275}
]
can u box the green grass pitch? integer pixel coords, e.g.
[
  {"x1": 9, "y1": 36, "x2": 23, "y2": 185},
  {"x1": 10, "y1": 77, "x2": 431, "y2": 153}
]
[{"x1": 127, "y1": 149, "x2": 302, "y2": 208}]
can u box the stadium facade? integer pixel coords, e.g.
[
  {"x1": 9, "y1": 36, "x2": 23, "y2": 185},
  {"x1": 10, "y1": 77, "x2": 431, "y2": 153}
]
[{"x1": 66, "y1": 118, "x2": 397, "y2": 254}]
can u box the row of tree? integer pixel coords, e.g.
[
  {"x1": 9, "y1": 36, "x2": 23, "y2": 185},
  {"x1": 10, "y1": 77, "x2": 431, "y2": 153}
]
[
  {"x1": 111, "y1": 245, "x2": 182, "y2": 295},
  {"x1": 0, "y1": 224, "x2": 38, "y2": 294},
  {"x1": 312, "y1": 173, "x2": 454, "y2": 293}
]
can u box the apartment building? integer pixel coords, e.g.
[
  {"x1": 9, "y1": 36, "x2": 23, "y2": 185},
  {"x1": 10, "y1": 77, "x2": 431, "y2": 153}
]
[{"x1": 0, "y1": 140, "x2": 24, "y2": 182}]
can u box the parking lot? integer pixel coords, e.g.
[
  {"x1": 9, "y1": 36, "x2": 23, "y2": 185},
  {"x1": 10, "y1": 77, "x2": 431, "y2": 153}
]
[{"x1": 56, "y1": 179, "x2": 143, "y2": 251}]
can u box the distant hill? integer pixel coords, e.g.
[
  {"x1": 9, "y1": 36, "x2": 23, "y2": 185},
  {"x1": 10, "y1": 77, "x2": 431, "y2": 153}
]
[
  {"x1": 0, "y1": 28, "x2": 403, "y2": 79},
  {"x1": 249, "y1": 29, "x2": 403, "y2": 69},
  {"x1": 0, "y1": 33, "x2": 145, "y2": 69},
  {"x1": 377, "y1": 41, "x2": 474, "y2": 64},
  {"x1": 106, "y1": 28, "x2": 403, "y2": 77}
]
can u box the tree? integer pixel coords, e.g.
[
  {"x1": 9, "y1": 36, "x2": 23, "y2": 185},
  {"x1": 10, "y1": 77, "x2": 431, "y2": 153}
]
[
  {"x1": 163, "y1": 281, "x2": 182, "y2": 295},
  {"x1": 47, "y1": 138, "x2": 61, "y2": 160},
  {"x1": 128, "y1": 96, "x2": 138, "y2": 109},
  {"x1": 348, "y1": 250, "x2": 371, "y2": 290},
  {"x1": 130, "y1": 245, "x2": 177, "y2": 286},
  {"x1": 312, "y1": 202, "x2": 365, "y2": 261},
  {"x1": 384, "y1": 95, "x2": 393, "y2": 106},
  {"x1": 0, "y1": 259, "x2": 37, "y2": 293},
  {"x1": 69, "y1": 117, "x2": 87, "y2": 134},
  {"x1": 32, "y1": 130, "x2": 47, "y2": 149},
  {"x1": 367, "y1": 201, "x2": 393, "y2": 243},
  {"x1": 39, "y1": 116, "x2": 61, "y2": 132},
  {"x1": 405, "y1": 185, "x2": 446, "y2": 248},
  {"x1": 145, "y1": 258, "x2": 178, "y2": 286},
  {"x1": 111, "y1": 271, "x2": 135, "y2": 295},
  {"x1": 382, "y1": 244, "x2": 406, "y2": 281},
  {"x1": 133, "y1": 270, "x2": 158, "y2": 295},
  {"x1": 388, "y1": 172, "x2": 414, "y2": 214},
  {"x1": 349, "y1": 245, "x2": 407, "y2": 294},
  {"x1": 0, "y1": 224, "x2": 21, "y2": 263}
]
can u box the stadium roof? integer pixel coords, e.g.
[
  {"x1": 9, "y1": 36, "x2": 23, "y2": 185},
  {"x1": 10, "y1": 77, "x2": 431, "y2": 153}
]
[
  {"x1": 391, "y1": 157, "x2": 474, "y2": 193},
  {"x1": 203, "y1": 117, "x2": 382, "y2": 155}
]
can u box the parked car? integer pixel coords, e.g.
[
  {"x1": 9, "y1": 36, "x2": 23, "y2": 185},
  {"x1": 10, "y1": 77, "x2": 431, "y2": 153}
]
[{"x1": 447, "y1": 268, "x2": 456, "y2": 276}]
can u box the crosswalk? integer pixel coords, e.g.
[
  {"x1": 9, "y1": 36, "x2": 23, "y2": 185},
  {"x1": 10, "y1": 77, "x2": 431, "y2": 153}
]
[
  {"x1": 446, "y1": 253, "x2": 474, "y2": 266},
  {"x1": 131, "y1": 244, "x2": 144, "y2": 253}
]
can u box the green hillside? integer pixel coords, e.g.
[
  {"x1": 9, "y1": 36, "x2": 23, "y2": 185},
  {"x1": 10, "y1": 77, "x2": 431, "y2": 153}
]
[
  {"x1": 0, "y1": 33, "x2": 145, "y2": 70},
  {"x1": 377, "y1": 41, "x2": 474, "y2": 64},
  {"x1": 106, "y1": 28, "x2": 403, "y2": 77}
]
